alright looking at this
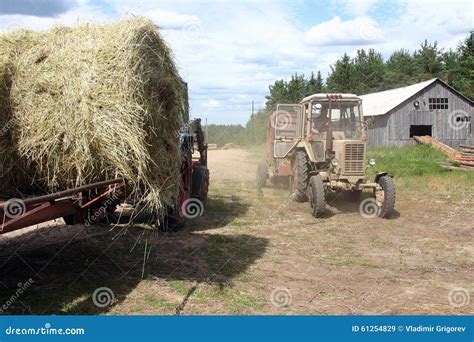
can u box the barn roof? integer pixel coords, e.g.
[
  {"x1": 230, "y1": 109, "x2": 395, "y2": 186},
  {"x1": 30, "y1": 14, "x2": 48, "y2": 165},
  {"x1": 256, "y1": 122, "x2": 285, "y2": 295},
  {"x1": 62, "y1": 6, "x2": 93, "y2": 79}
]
[{"x1": 360, "y1": 78, "x2": 437, "y2": 116}]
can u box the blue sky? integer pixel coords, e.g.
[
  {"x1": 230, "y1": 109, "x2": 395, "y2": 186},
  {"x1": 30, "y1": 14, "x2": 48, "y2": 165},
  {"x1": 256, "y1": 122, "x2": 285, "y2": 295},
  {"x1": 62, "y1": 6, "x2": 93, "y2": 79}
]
[{"x1": 0, "y1": 0, "x2": 472, "y2": 125}]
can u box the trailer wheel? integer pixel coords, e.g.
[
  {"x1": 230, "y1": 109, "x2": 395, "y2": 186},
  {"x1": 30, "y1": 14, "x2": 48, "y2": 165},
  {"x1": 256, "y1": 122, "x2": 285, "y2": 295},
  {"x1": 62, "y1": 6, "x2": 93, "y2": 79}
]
[
  {"x1": 256, "y1": 160, "x2": 267, "y2": 188},
  {"x1": 192, "y1": 166, "x2": 209, "y2": 201},
  {"x1": 308, "y1": 175, "x2": 325, "y2": 218},
  {"x1": 374, "y1": 176, "x2": 395, "y2": 219},
  {"x1": 291, "y1": 151, "x2": 309, "y2": 202},
  {"x1": 162, "y1": 203, "x2": 185, "y2": 232}
]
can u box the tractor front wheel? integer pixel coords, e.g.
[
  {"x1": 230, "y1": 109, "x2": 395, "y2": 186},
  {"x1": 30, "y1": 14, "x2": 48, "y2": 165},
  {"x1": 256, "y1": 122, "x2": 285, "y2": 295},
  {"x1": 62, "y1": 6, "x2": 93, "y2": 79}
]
[
  {"x1": 291, "y1": 151, "x2": 309, "y2": 202},
  {"x1": 308, "y1": 175, "x2": 326, "y2": 218},
  {"x1": 374, "y1": 176, "x2": 395, "y2": 218}
]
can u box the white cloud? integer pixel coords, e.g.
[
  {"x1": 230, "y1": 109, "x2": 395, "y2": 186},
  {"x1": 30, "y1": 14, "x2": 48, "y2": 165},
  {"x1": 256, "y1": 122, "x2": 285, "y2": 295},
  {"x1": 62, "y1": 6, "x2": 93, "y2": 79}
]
[
  {"x1": 203, "y1": 99, "x2": 219, "y2": 108},
  {"x1": 137, "y1": 9, "x2": 199, "y2": 30},
  {"x1": 305, "y1": 16, "x2": 383, "y2": 46}
]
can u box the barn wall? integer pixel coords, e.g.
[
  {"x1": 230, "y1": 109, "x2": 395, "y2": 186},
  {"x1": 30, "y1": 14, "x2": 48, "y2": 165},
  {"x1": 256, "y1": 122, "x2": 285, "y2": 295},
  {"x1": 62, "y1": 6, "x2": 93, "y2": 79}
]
[
  {"x1": 365, "y1": 81, "x2": 473, "y2": 148},
  {"x1": 365, "y1": 115, "x2": 389, "y2": 148}
]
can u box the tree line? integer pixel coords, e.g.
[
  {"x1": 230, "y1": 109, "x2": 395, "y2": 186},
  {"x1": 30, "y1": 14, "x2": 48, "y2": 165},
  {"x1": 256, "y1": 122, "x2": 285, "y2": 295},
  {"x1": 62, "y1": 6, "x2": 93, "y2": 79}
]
[{"x1": 207, "y1": 33, "x2": 473, "y2": 146}]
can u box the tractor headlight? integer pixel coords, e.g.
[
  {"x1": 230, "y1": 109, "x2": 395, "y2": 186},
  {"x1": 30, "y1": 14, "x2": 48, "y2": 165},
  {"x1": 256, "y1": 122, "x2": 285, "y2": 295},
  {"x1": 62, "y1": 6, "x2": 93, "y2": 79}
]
[
  {"x1": 369, "y1": 158, "x2": 376, "y2": 166},
  {"x1": 331, "y1": 158, "x2": 338, "y2": 167}
]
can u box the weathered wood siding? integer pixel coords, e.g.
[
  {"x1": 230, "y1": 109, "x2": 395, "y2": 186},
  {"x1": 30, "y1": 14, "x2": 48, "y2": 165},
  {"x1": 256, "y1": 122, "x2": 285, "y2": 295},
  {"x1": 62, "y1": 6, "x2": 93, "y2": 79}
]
[{"x1": 366, "y1": 81, "x2": 473, "y2": 148}]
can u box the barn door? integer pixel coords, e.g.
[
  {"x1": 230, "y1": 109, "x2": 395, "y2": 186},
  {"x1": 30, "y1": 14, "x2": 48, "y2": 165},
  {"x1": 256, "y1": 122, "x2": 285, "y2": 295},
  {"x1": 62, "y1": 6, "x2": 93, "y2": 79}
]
[{"x1": 273, "y1": 104, "x2": 303, "y2": 158}]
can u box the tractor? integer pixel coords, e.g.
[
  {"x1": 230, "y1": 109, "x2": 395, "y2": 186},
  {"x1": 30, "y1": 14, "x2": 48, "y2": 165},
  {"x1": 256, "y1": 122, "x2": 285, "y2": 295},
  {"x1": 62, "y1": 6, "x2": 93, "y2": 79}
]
[{"x1": 257, "y1": 93, "x2": 395, "y2": 218}]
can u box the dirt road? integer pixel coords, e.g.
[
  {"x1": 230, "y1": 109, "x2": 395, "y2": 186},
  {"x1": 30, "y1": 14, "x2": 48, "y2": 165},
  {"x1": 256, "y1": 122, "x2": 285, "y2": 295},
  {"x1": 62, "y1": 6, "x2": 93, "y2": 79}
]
[{"x1": 0, "y1": 148, "x2": 472, "y2": 315}]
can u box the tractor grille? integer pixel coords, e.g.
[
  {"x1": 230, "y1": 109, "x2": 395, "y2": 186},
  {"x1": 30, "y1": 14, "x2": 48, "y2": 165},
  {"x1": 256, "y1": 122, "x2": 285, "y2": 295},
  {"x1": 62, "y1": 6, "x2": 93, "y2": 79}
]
[{"x1": 344, "y1": 143, "x2": 365, "y2": 174}]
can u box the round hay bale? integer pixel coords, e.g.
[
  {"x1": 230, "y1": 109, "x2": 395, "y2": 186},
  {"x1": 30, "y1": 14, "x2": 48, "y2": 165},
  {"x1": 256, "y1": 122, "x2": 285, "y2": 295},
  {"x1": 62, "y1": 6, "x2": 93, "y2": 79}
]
[{"x1": 8, "y1": 18, "x2": 185, "y2": 216}]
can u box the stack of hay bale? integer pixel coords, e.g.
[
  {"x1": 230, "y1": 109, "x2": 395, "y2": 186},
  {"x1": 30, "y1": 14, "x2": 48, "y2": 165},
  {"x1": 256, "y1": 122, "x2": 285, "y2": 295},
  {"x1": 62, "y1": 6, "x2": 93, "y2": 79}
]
[{"x1": 0, "y1": 18, "x2": 185, "y2": 217}]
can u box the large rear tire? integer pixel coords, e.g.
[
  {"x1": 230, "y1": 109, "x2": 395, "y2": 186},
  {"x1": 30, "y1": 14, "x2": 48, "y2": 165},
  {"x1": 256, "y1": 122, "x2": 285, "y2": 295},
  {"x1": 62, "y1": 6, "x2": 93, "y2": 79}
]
[
  {"x1": 256, "y1": 160, "x2": 268, "y2": 188},
  {"x1": 374, "y1": 176, "x2": 395, "y2": 219},
  {"x1": 291, "y1": 150, "x2": 309, "y2": 202},
  {"x1": 308, "y1": 175, "x2": 326, "y2": 218}
]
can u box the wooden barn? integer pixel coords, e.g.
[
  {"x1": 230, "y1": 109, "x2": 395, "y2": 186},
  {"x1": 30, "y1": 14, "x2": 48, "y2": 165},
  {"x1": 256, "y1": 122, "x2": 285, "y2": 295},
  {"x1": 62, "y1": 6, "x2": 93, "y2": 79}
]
[{"x1": 360, "y1": 78, "x2": 473, "y2": 148}]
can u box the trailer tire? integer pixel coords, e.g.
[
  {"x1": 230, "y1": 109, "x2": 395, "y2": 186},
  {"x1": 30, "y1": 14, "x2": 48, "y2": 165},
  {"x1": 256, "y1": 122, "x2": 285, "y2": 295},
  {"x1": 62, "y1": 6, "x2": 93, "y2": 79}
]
[
  {"x1": 161, "y1": 204, "x2": 185, "y2": 232},
  {"x1": 376, "y1": 176, "x2": 396, "y2": 219},
  {"x1": 256, "y1": 160, "x2": 267, "y2": 188},
  {"x1": 308, "y1": 175, "x2": 325, "y2": 218},
  {"x1": 291, "y1": 150, "x2": 309, "y2": 202},
  {"x1": 192, "y1": 166, "x2": 209, "y2": 201}
]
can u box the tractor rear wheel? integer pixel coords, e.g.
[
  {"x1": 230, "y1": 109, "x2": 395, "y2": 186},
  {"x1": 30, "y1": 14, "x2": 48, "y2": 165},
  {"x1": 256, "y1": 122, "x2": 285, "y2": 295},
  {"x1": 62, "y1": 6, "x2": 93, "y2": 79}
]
[
  {"x1": 308, "y1": 175, "x2": 325, "y2": 218},
  {"x1": 291, "y1": 150, "x2": 309, "y2": 202},
  {"x1": 256, "y1": 160, "x2": 268, "y2": 188},
  {"x1": 374, "y1": 176, "x2": 395, "y2": 218}
]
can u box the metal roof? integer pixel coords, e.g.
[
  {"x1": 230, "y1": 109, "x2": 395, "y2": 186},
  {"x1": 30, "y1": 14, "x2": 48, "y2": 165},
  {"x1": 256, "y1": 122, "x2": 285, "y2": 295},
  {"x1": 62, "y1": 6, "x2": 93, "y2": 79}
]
[
  {"x1": 360, "y1": 78, "x2": 437, "y2": 116},
  {"x1": 301, "y1": 93, "x2": 359, "y2": 103}
]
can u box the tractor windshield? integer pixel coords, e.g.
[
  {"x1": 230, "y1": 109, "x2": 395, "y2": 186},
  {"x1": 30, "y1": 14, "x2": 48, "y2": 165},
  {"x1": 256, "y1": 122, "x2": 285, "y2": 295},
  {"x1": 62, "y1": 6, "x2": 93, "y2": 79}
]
[{"x1": 311, "y1": 100, "x2": 362, "y2": 140}]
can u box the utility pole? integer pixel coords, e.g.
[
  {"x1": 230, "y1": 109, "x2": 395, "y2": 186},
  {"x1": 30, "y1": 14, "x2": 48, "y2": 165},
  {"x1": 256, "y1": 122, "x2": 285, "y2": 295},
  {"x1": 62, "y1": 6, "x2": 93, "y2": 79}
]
[{"x1": 252, "y1": 101, "x2": 256, "y2": 143}]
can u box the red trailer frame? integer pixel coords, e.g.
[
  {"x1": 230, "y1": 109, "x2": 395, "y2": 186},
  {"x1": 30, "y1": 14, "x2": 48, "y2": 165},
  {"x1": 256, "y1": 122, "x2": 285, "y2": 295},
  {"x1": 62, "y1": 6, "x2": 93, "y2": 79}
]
[{"x1": 0, "y1": 178, "x2": 126, "y2": 234}]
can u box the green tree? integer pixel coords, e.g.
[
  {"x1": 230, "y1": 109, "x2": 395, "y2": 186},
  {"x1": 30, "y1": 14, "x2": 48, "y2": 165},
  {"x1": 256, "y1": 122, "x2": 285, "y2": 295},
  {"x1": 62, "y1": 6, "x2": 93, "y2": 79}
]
[
  {"x1": 352, "y1": 49, "x2": 385, "y2": 94},
  {"x1": 306, "y1": 71, "x2": 324, "y2": 95},
  {"x1": 449, "y1": 32, "x2": 474, "y2": 100},
  {"x1": 414, "y1": 40, "x2": 443, "y2": 77},
  {"x1": 326, "y1": 53, "x2": 355, "y2": 93},
  {"x1": 287, "y1": 73, "x2": 307, "y2": 102},
  {"x1": 265, "y1": 79, "x2": 289, "y2": 110},
  {"x1": 385, "y1": 49, "x2": 418, "y2": 87}
]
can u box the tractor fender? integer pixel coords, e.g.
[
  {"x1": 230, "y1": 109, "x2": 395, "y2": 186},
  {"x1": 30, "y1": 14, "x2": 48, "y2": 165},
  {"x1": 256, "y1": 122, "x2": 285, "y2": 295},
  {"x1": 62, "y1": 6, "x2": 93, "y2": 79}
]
[{"x1": 374, "y1": 172, "x2": 388, "y2": 183}]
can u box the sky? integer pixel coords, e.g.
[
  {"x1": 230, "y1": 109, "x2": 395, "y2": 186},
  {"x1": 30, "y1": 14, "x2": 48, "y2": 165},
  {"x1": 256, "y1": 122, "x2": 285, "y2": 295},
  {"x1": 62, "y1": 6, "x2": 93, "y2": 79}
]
[{"x1": 0, "y1": 0, "x2": 472, "y2": 125}]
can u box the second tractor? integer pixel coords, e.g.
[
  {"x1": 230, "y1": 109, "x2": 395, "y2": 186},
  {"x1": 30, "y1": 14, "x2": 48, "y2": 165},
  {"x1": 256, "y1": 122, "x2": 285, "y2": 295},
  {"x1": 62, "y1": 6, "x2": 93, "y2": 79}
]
[{"x1": 257, "y1": 93, "x2": 395, "y2": 219}]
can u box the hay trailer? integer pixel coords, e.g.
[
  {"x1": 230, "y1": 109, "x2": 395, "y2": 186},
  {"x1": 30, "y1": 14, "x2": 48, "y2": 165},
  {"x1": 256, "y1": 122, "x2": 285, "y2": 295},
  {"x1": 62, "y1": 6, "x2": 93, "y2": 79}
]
[{"x1": 0, "y1": 118, "x2": 209, "y2": 234}]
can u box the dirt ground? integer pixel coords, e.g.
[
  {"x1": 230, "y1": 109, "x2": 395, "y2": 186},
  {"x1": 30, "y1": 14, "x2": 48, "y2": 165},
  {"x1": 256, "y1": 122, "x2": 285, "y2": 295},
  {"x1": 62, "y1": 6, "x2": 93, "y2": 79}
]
[{"x1": 0, "y1": 149, "x2": 472, "y2": 315}]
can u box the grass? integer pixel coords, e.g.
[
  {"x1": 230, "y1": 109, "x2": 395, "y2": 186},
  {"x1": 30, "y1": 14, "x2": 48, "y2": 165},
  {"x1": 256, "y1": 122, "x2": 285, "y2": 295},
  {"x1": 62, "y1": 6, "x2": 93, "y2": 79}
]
[
  {"x1": 367, "y1": 145, "x2": 474, "y2": 196},
  {"x1": 366, "y1": 145, "x2": 449, "y2": 177}
]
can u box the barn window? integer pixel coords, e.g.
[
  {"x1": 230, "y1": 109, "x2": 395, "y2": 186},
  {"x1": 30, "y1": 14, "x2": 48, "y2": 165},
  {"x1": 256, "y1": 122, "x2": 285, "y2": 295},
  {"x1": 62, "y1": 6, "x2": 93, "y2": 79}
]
[{"x1": 428, "y1": 98, "x2": 448, "y2": 110}]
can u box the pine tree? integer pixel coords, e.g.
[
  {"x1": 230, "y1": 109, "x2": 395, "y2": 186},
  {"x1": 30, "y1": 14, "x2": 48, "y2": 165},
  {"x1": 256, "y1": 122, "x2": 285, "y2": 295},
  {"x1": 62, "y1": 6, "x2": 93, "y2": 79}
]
[
  {"x1": 414, "y1": 40, "x2": 443, "y2": 77},
  {"x1": 326, "y1": 53, "x2": 355, "y2": 92}
]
